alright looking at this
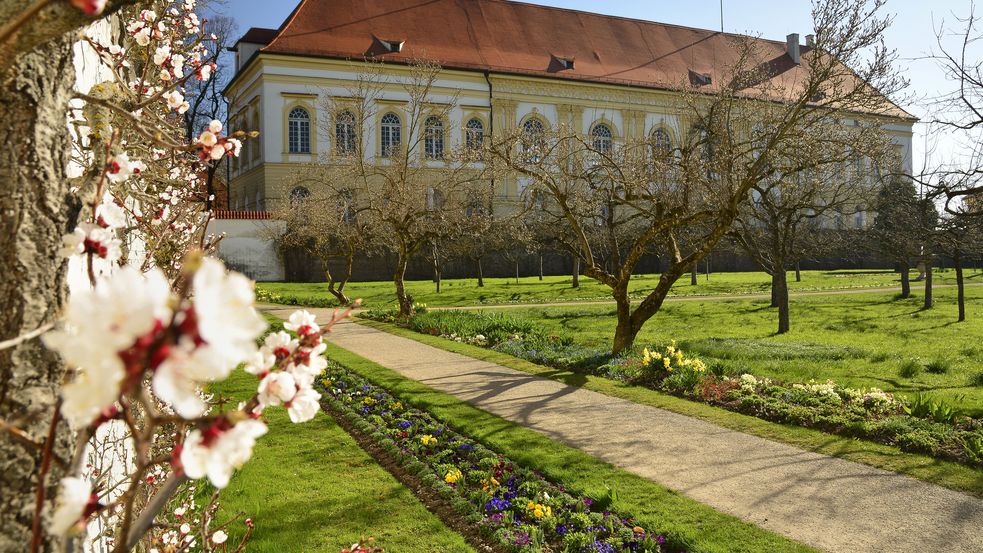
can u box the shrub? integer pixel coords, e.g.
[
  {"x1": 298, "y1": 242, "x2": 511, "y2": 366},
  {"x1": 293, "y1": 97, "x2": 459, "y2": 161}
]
[
  {"x1": 898, "y1": 359, "x2": 922, "y2": 378},
  {"x1": 969, "y1": 371, "x2": 983, "y2": 387},
  {"x1": 896, "y1": 430, "x2": 941, "y2": 455},
  {"x1": 925, "y1": 358, "x2": 952, "y2": 375}
]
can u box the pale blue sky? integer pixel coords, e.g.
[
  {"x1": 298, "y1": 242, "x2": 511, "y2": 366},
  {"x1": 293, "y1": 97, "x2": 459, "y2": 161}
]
[{"x1": 218, "y1": 0, "x2": 982, "y2": 169}]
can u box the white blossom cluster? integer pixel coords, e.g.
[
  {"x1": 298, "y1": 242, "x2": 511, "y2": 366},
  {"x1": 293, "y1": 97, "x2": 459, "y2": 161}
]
[{"x1": 44, "y1": 258, "x2": 333, "y2": 535}]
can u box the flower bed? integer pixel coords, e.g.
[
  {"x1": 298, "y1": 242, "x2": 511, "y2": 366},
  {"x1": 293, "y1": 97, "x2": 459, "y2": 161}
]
[
  {"x1": 358, "y1": 310, "x2": 983, "y2": 468},
  {"x1": 318, "y1": 363, "x2": 683, "y2": 553}
]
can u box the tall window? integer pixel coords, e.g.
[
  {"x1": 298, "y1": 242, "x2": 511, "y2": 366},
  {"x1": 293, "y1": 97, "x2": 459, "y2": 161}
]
[
  {"x1": 465, "y1": 118, "x2": 484, "y2": 152},
  {"x1": 591, "y1": 123, "x2": 613, "y2": 154},
  {"x1": 424, "y1": 116, "x2": 444, "y2": 160},
  {"x1": 522, "y1": 118, "x2": 546, "y2": 163},
  {"x1": 380, "y1": 113, "x2": 401, "y2": 157},
  {"x1": 287, "y1": 107, "x2": 311, "y2": 154},
  {"x1": 335, "y1": 110, "x2": 357, "y2": 156},
  {"x1": 651, "y1": 128, "x2": 672, "y2": 157}
]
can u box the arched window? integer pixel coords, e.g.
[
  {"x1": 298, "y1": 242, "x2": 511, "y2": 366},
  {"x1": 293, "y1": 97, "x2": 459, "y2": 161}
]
[
  {"x1": 335, "y1": 110, "x2": 357, "y2": 156},
  {"x1": 287, "y1": 107, "x2": 311, "y2": 154},
  {"x1": 651, "y1": 128, "x2": 672, "y2": 157},
  {"x1": 289, "y1": 186, "x2": 311, "y2": 204},
  {"x1": 424, "y1": 116, "x2": 444, "y2": 160},
  {"x1": 522, "y1": 118, "x2": 546, "y2": 163},
  {"x1": 465, "y1": 118, "x2": 485, "y2": 151},
  {"x1": 380, "y1": 113, "x2": 401, "y2": 157},
  {"x1": 591, "y1": 123, "x2": 613, "y2": 154}
]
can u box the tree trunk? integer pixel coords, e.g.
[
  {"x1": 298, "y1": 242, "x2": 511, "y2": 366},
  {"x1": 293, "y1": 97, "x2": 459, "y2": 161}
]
[
  {"x1": 795, "y1": 262, "x2": 801, "y2": 282},
  {"x1": 0, "y1": 34, "x2": 78, "y2": 553},
  {"x1": 325, "y1": 254, "x2": 353, "y2": 305},
  {"x1": 923, "y1": 258, "x2": 933, "y2": 309},
  {"x1": 775, "y1": 270, "x2": 790, "y2": 334},
  {"x1": 571, "y1": 256, "x2": 580, "y2": 288},
  {"x1": 899, "y1": 259, "x2": 911, "y2": 299},
  {"x1": 514, "y1": 260, "x2": 519, "y2": 284},
  {"x1": 956, "y1": 251, "x2": 965, "y2": 322},
  {"x1": 538, "y1": 253, "x2": 544, "y2": 281},
  {"x1": 476, "y1": 258, "x2": 484, "y2": 288},
  {"x1": 770, "y1": 272, "x2": 780, "y2": 308},
  {"x1": 394, "y1": 248, "x2": 412, "y2": 316},
  {"x1": 690, "y1": 263, "x2": 698, "y2": 286},
  {"x1": 611, "y1": 286, "x2": 638, "y2": 354}
]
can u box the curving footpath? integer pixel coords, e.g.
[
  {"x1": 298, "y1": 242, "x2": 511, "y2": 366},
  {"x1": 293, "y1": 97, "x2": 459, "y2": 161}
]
[{"x1": 265, "y1": 306, "x2": 983, "y2": 553}]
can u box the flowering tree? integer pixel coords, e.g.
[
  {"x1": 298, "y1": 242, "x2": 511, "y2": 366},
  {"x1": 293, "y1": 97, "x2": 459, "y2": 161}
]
[{"x1": 0, "y1": 1, "x2": 342, "y2": 551}]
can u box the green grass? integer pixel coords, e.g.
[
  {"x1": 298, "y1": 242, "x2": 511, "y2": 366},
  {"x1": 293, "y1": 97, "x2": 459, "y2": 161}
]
[
  {"x1": 357, "y1": 319, "x2": 983, "y2": 498},
  {"x1": 472, "y1": 287, "x2": 983, "y2": 416},
  {"x1": 258, "y1": 268, "x2": 982, "y2": 309},
  {"x1": 323, "y1": 342, "x2": 819, "y2": 553},
  {"x1": 209, "y1": 315, "x2": 473, "y2": 552}
]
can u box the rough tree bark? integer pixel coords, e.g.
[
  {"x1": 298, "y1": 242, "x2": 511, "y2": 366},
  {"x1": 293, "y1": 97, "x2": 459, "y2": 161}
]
[
  {"x1": 0, "y1": 33, "x2": 79, "y2": 553},
  {"x1": 795, "y1": 262, "x2": 802, "y2": 282},
  {"x1": 476, "y1": 258, "x2": 484, "y2": 288},
  {"x1": 770, "y1": 272, "x2": 780, "y2": 308},
  {"x1": 775, "y1": 270, "x2": 791, "y2": 334},
  {"x1": 923, "y1": 259, "x2": 934, "y2": 309},
  {"x1": 955, "y1": 249, "x2": 966, "y2": 322},
  {"x1": 394, "y1": 243, "x2": 413, "y2": 316},
  {"x1": 690, "y1": 263, "x2": 698, "y2": 286},
  {"x1": 899, "y1": 259, "x2": 911, "y2": 299}
]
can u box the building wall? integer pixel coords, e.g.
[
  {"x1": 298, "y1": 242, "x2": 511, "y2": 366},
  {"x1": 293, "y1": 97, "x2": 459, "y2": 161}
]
[
  {"x1": 224, "y1": 54, "x2": 917, "y2": 280},
  {"x1": 207, "y1": 219, "x2": 285, "y2": 281}
]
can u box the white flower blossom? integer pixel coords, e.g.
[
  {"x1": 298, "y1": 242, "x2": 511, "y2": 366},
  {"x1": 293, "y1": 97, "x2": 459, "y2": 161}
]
[
  {"x1": 286, "y1": 387, "x2": 321, "y2": 423},
  {"x1": 181, "y1": 419, "x2": 267, "y2": 488},
  {"x1": 257, "y1": 371, "x2": 297, "y2": 408},
  {"x1": 45, "y1": 267, "x2": 171, "y2": 427},
  {"x1": 49, "y1": 477, "x2": 92, "y2": 535},
  {"x1": 211, "y1": 530, "x2": 228, "y2": 544}
]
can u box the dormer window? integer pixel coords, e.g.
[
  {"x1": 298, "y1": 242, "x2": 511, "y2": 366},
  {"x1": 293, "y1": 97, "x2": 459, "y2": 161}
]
[
  {"x1": 380, "y1": 38, "x2": 404, "y2": 53},
  {"x1": 553, "y1": 55, "x2": 575, "y2": 70},
  {"x1": 689, "y1": 69, "x2": 712, "y2": 87}
]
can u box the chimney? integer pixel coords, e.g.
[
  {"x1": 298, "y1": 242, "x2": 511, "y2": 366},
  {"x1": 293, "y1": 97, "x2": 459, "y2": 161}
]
[
  {"x1": 786, "y1": 33, "x2": 801, "y2": 64},
  {"x1": 806, "y1": 34, "x2": 815, "y2": 48}
]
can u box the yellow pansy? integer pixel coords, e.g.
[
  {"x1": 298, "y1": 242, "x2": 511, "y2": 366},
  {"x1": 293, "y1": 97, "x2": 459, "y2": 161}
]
[{"x1": 420, "y1": 434, "x2": 437, "y2": 446}]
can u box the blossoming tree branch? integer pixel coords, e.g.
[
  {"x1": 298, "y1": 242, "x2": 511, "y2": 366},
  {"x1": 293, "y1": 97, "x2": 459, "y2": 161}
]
[{"x1": 0, "y1": 1, "x2": 349, "y2": 551}]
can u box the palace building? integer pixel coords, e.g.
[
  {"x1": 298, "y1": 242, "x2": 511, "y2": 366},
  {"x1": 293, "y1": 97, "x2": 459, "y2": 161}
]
[{"x1": 219, "y1": 0, "x2": 915, "y2": 280}]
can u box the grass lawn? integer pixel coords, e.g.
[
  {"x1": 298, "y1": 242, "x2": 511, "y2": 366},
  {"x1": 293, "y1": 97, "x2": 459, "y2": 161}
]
[
  {"x1": 208, "y1": 316, "x2": 473, "y2": 552},
  {"x1": 258, "y1": 268, "x2": 983, "y2": 309},
  {"x1": 480, "y1": 286, "x2": 983, "y2": 415},
  {"x1": 357, "y1": 318, "x2": 983, "y2": 497},
  {"x1": 323, "y1": 342, "x2": 818, "y2": 553}
]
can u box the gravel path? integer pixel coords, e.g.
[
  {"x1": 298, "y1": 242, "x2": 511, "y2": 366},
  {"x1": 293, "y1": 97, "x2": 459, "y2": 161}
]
[{"x1": 265, "y1": 306, "x2": 983, "y2": 553}]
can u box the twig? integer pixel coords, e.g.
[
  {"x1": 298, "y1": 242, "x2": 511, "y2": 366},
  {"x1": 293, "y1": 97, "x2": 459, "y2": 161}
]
[
  {"x1": 0, "y1": 322, "x2": 56, "y2": 351},
  {"x1": 123, "y1": 473, "x2": 187, "y2": 551},
  {"x1": 30, "y1": 404, "x2": 62, "y2": 553}
]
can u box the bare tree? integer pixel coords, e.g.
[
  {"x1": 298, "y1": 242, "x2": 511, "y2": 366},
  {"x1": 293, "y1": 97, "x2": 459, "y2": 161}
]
[
  {"x1": 936, "y1": 214, "x2": 983, "y2": 320},
  {"x1": 920, "y1": 1, "x2": 983, "y2": 214},
  {"x1": 267, "y1": 182, "x2": 375, "y2": 305},
  {"x1": 305, "y1": 60, "x2": 493, "y2": 316},
  {"x1": 490, "y1": 0, "x2": 905, "y2": 353},
  {"x1": 871, "y1": 175, "x2": 933, "y2": 298},
  {"x1": 730, "y1": 135, "x2": 888, "y2": 334}
]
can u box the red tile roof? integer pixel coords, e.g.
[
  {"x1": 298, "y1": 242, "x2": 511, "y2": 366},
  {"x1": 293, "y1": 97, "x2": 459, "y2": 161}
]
[{"x1": 252, "y1": 0, "x2": 912, "y2": 120}]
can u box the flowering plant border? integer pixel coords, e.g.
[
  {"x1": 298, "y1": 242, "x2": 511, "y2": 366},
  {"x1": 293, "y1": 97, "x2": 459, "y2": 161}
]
[
  {"x1": 358, "y1": 311, "x2": 983, "y2": 468},
  {"x1": 318, "y1": 363, "x2": 685, "y2": 553}
]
